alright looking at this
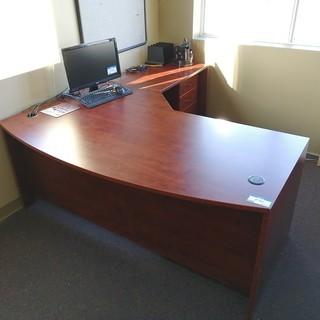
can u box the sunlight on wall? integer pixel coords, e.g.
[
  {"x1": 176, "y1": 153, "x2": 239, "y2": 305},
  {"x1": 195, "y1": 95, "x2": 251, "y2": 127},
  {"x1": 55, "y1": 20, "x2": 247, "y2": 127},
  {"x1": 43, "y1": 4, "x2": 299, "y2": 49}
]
[
  {"x1": 0, "y1": 0, "x2": 60, "y2": 81},
  {"x1": 204, "y1": 38, "x2": 239, "y2": 89}
]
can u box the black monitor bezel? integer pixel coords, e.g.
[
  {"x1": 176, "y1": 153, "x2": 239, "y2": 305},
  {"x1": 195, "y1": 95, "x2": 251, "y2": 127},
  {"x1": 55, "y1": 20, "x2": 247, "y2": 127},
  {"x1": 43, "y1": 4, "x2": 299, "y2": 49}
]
[{"x1": 62, "y1": 38, "x2": 121, "y2": 93}]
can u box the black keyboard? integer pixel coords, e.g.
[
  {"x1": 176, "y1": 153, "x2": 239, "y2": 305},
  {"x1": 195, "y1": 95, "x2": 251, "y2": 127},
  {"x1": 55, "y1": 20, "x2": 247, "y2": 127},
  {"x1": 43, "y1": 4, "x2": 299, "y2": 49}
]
[{"x1": 80, "y1": 86, "x2": 133, "y2": 108}]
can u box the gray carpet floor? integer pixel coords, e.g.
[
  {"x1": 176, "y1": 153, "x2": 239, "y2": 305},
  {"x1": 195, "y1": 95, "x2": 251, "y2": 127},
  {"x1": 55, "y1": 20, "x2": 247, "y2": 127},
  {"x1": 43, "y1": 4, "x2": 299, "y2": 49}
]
[{"x1": 0, "y1": 159, "x2": 319, "y2": 320}]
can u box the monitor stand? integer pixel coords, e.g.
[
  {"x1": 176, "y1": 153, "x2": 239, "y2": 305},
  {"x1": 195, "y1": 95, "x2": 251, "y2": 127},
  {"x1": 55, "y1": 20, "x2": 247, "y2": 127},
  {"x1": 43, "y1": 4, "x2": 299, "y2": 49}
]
[
  {"x1": 89, "y1": 84, "x2": 98, "y2": 92},
  {"x1": 88, "y1": 82, "x2": 116, "y2": 93}
]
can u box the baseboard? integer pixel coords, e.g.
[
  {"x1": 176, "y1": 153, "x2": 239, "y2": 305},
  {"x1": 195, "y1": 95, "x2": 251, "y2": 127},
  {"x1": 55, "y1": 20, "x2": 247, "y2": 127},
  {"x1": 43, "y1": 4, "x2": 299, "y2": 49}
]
[{"x1": 0, "y1": 197, "x2": 24, "y2": 222}]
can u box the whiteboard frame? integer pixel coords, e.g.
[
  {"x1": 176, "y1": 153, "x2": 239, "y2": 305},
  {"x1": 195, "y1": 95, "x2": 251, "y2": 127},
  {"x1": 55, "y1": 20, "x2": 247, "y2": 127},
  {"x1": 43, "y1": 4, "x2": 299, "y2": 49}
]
[{"x1": 75, "y1": 0, "x2": 147, "y2": 53}]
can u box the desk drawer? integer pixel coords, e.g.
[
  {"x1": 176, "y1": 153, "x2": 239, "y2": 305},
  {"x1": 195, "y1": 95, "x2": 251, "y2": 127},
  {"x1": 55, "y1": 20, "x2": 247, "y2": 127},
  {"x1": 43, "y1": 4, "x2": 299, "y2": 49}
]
[
  {"x1": 182, "y1": 102, "x2": 198, "y2": 114},
  {"x1": 179, "y1": 75, "x2": 198, "y2": 96},
  {"x1": 179, "y1": 87, "x2": 198, "y2": 110}
]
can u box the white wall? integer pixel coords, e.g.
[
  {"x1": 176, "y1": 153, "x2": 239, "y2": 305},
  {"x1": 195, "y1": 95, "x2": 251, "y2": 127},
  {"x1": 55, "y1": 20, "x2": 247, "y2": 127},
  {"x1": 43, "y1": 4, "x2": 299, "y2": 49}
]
[{"x1": 0, "y1": 0, "x2": 159, "y2": 209}]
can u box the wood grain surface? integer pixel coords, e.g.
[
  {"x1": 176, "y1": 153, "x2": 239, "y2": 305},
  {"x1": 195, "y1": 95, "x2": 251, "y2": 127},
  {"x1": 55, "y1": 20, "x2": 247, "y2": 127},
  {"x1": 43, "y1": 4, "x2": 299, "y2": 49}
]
[{"x1": 0, "y1": 65, "x2": 308, "y2": 211}]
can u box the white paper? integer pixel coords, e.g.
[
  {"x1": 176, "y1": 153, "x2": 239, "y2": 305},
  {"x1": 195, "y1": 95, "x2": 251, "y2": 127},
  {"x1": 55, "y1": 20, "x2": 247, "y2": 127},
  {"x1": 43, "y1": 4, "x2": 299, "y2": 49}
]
[
  {"x1": 247, "y1": 195, "x2": 272, "y2": 208},
  {"x1": 41, "y1": 104, "x2": 80, "y2": 118}
]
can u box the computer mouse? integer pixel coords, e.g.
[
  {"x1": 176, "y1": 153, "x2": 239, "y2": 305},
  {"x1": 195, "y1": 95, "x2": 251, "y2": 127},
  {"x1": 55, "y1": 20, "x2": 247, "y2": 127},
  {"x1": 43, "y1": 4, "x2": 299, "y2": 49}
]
[{"x1": 115, "y1": 86, "x2": 125, "y2": 95}]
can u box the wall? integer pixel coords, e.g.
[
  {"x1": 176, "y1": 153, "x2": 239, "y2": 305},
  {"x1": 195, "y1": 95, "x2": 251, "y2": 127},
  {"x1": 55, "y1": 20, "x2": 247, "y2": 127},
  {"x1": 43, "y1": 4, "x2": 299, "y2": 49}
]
[
  {"x1": 213, "y1": 44, "x2": 320, "y2": 154},
  {"x1": 234, "y1": 45, "x2": 320, "y2": 153},
  {"x1": 159, "y1": 0, "x2": 193, "y2": 44},
  {"x1": 0, "y1": 0, "x2": 159, "y2": 210},
  {"x1": 158, "y1": 0, "x2": 320, "y2": 154}
]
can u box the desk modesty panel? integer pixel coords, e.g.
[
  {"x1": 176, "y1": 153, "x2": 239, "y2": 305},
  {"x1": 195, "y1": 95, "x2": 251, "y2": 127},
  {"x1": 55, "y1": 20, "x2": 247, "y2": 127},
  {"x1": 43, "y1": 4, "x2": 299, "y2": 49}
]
[{"x1": 1, "y1": 64, "x2": 309, "y2": 320}]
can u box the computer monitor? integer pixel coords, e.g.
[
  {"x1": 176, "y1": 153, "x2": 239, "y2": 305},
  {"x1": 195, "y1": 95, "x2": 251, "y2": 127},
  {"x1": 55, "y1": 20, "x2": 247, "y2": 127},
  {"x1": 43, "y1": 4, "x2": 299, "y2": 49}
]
[{"x1": 62, "y1": 38, "x2": 121, "y2": 93}]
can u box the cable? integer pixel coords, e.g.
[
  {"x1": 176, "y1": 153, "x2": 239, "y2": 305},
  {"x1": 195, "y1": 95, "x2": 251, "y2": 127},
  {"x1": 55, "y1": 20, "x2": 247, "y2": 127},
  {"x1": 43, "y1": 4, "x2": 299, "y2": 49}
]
[
  {"x1": 61, "y1": 91, "x2": 81, "y2": 99},
  {"x1": 27, "y1": 88, "x2": 70, "y2": 118}
]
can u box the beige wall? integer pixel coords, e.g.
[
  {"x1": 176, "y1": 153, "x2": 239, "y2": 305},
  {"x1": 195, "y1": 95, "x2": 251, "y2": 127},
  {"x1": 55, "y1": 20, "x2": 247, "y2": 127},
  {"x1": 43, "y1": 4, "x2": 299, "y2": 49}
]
[
  {"x1": 210, "y1": 44, "x2": 320, "y2": 154},
  {"x1": 0, "y1": 130, "x2": 19, "y2": 208},
  {"x1": 234, "y1": 45, "x2": 320, "y2": 153},
  {"x1": 159, "y1": 0, "x2": 193, "y2": 45},
  {"x1": 158, "y1": 0, "x2": 320, "y2": 154},
  {"x1": 0, "y1": 0, "x2": 159, "y2": 209}
]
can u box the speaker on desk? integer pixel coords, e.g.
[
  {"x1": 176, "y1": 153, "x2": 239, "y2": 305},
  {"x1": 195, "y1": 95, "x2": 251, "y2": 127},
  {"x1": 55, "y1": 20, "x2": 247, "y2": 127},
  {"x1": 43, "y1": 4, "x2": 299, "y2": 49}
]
[{"x1": 147, "y1": 42, "x2": 174, "y2": 65}]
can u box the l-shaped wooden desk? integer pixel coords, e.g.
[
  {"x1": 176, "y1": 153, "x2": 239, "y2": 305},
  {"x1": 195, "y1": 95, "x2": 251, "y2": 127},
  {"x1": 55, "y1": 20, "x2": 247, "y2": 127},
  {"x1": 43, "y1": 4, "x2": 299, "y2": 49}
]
[{"x1": 1, "y1": 64, "x2": 309, "y2": 319}]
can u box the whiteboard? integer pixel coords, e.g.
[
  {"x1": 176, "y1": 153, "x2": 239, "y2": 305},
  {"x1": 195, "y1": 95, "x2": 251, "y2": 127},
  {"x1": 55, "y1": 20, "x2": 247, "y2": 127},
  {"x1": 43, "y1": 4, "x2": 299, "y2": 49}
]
[{"x1": 75, "y1": 0, "x2": 146, "y2": 52}]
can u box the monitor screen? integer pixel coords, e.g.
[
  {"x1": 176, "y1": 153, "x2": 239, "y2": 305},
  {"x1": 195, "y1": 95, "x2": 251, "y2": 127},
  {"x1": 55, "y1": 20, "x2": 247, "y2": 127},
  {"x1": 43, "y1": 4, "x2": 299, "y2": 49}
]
[{"x1": 62, "y1": 38, "x2": 121, "y2": 92}]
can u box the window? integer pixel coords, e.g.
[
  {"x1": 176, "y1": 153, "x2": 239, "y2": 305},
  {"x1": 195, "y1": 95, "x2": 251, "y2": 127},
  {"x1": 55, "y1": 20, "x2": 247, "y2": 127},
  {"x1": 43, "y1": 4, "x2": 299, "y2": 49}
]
[
  {"x1": 0, "y1": 0, "x2": 60, "y2": 81},
  {"x1": 200, "y1": 0, "x2": 320, "y2": 47},
  {"x1": 293, "y1": 0, "x2": 320, "y2": 46}
]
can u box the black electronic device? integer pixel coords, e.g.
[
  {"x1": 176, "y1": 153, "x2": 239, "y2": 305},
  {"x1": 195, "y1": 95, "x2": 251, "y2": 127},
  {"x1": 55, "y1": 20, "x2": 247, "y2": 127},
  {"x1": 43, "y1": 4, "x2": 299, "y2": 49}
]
[
  {"x1": 147, "y1": 42, "x2": 174, "y2": 65},
  {"x1": 62, "y1": 38, "x2": 122, "y2": 93},
  {"x1": 126, "y1": 64, "x2": 148, "y2": 73}
]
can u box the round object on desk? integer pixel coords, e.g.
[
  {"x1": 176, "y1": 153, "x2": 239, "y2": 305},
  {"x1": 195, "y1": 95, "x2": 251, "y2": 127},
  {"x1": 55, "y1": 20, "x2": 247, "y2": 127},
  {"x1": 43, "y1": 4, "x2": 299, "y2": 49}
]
[{"x1": 248, "y1": 175, "x2": 266, "y2": 185}]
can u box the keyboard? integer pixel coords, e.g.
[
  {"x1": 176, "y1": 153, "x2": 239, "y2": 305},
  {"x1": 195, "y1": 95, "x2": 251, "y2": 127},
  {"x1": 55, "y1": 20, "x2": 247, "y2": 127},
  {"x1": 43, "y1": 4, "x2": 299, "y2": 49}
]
[{"x1": 80, "y1": 86, "x2": 133, "y2": 108}]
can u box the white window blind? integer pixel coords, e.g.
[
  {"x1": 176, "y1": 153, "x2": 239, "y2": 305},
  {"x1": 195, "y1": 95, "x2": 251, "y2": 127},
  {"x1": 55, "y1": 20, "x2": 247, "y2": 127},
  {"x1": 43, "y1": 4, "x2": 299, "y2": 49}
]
[
  {"x1": 0, "y1": 0, "x2": 60, "y2": 81},
  {"x1": 200, "y1": 0, "x2": 320, "y2": 47}
]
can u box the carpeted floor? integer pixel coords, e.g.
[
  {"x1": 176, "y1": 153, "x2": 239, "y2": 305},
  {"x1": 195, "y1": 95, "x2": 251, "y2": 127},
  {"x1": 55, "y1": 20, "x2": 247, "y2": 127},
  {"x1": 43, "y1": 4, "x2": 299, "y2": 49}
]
[{"x1": 0, "y1": 159, "x2": 319, "y2": 320}]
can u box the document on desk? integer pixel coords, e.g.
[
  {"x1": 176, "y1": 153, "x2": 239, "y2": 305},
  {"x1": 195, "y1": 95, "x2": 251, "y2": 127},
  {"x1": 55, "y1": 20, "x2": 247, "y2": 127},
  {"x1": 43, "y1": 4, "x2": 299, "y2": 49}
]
[
  {"x1": 41, "y1": 104, "x2": 80, "y2": 118},
  {"x1": 247, "y1": 195, "x2": 272, "y2": 208}
]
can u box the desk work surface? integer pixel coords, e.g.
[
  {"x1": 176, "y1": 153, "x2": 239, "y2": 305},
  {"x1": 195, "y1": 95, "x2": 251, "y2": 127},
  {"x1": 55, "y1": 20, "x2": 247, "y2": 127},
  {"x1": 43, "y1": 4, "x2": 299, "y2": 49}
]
[{"x1": 1, "y1": 64, "x2": 309, "y2": 212}]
